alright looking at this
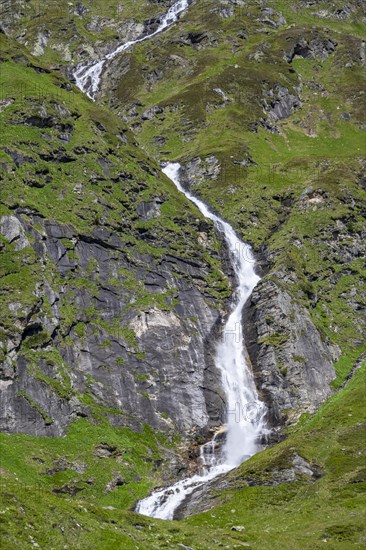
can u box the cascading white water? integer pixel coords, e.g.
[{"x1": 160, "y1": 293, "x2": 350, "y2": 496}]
[
  {"x1": 71, "y1": 0, "x2": 269, "y2": 519},
  {"x1": 73, "y1": 0, "x2": 190, "y2": 98},
  {"x1": 136, "y1": 163, "x2": 268, "y2": 520}
]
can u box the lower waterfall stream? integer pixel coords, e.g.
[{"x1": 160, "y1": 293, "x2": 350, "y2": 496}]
[{"x1": 135, "y1": 163, "x2": 269, "y2": 519}]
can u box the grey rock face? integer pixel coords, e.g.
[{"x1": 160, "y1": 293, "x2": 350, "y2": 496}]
[
  {"x1": 32, "y1": 30, "x2": 51, "y2": 57},
  {"x1": 180, "y1": 156, "x2": 220, "y2": 190},
  {"x1": 258, "y1": 6, "x2": 286, "y2": 28},
  {"x1": 262, "y1": 85, "x2": 302, "y2": 128},
  {"x1": 0, "y1": 213, "x2": 227, "y2": 437},
  {"x1": 136, "y1": 199, "x2": 162, "y2": 219},
  {"x1": 144, "y1": 17, "x2": 162, "y2": 35},
  {"x1": 244, "y1": 278, "x2": 335, "y2": 426},
  {"x1": 0, "y1": 215, "x2": 30, "y2": 250},
  {"x1": 71, "y1": 2, "x2": 90, "y2": 17},
  {"x1": 285, "y1": 36, "x2": 337, "y2": 63},
  {"x1": 0, "y1": 356, "x2": 79, "y2": 437}
]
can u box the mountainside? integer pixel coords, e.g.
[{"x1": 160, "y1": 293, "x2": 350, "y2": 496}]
[
  {"x1": 0, "y1": 29, "x2": 236, "y2": 439},
  {"x1": 100, "y1": 0, "x2": 366, "y2": 419},
  {"x1": 0, "y1": 1, "x2": 365, "y2": 548}
]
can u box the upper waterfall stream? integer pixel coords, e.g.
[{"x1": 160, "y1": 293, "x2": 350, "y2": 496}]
[
  {"x1": 136, "y1": 163, "x2": 268, "y2": 519},
  {"x1": 73, "y1": 0, "x2": 190, "y2": 98}
]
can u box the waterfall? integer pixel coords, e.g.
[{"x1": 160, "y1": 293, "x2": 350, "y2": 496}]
[
  {"x1": 136, "y1": 163, "x2": 268, "y2": 519},
  {"x1": 73, "y1": 0, "x2": 190, "y2": 98},
  {"x1": 71, "y1": 0, "x2": 269, "y2": 519}
]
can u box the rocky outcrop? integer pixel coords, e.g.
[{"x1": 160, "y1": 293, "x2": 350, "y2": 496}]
[
  {"x1": 180, "y1": 156, "x2": 220, "y2": 191},
  {"x1": 258, "y1": 6, "x2": 286, "y2": 29},
  {"x1": 0, "y1": 215, "x2": 30, "y2": 250},
  {"x1": 179, "y1": 31, "x2": 216, "y2": 50},
  {"x1": 244, "y1": 278, "x2": 335, "y2": 426},
  {"x1": 174, "y1": 451, "x2": 321, "y2": 518},
  {"x1": 285, "y1": 36, "x2": 337, "y2": 63},
  {"x1": 262, "y1": 85, "x2": 302, "y2": 124}
]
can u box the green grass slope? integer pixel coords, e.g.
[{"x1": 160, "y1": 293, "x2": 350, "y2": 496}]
[{"x1": 1, "y1": 364, "x2": 365, "y2": 548}]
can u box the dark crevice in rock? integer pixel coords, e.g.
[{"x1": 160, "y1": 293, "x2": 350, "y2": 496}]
[
  {"x1": 285, "y1": 36, "x2": 337, "y2": 64},
  {"x1": 77, "y1": 233, "x2": 122, "y2": 251},
  {"x1": 3, "y1": 148, "x2": 35, "y2": 167}
]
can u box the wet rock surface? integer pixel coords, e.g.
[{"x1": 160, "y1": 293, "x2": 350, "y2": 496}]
[{"x1": 244, "y1": 277, "x2": 335, "y2": 426}]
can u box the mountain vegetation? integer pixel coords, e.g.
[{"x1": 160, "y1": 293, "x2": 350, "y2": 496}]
[{"x1": 0, "y1": 1, "x2": 365, "y2": 548}]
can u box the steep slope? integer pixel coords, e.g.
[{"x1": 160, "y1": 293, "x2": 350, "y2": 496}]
[
  {"x1": 0, "y1": 0, "x2": 160, "y2": 69},
  {"x1": 0, "y1": 31, "x2": 232, "y2": 439}
]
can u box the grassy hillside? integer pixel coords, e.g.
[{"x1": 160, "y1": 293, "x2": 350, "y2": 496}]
[
  {"x1": 1, "y1": 364, "x2": 365, "y2": 548},
  {"x1": 1, "y1": 0, "x2": 160, "y2": 66}
]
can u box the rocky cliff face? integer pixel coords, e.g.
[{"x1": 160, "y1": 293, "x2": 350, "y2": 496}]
[
  {"x1": 179, "y1": 159, "x2": 339, "y2": 429},
  {"x1": 0, "y1": 214, "x2": 227, "y2": 437},
  {"x1": 244, "y1": 278, "x2": 335, "y2": 427}
]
